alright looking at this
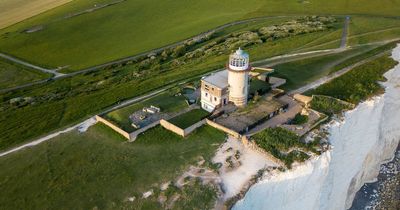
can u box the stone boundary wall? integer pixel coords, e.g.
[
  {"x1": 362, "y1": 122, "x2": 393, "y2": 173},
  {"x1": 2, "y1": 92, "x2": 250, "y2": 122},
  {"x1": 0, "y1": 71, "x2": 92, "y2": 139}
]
[
  {"x1": 129, "y1": 120, "x2": 161, "y2": 141},
  {"x1": 160, "y1": 119, "x2": 185, "y2": 137},
  {"x1": 160, "y1": 119, "x2": 207, "y2": 137},
  {"x1": 312, "y1": 95, "x2": 356, "y2": 109},
  {"x1": 95, "y1": 115, "x2": 130, "y2": 140},
  {"x1": 307, "y1": 110, "x2": 329, "y2": 133},
  {"x1": 241, "y1": 136, "x2": 285, "y2": 167},
  {"x1": 205, "y1": 119, "x2": 241, "y2": 138},
  {"x1": 183, "y1": 119, "x2": 207, "y2": 136}
]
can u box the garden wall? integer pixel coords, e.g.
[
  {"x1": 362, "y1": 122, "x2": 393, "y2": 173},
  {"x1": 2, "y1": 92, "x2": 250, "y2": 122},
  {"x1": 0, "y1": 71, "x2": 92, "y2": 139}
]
[
  {"x1": 160, "y1": 119, "x2": 206, "y2": 137},
  {"x1": 205, "y1": 119, "x2": 241, "y2": 138},
  {"x1": 95, "y1": 115, "x2": 130, "y2": 140},
  {"x1": 129, "y1": 120, "x2": 161, "y2": 141}
]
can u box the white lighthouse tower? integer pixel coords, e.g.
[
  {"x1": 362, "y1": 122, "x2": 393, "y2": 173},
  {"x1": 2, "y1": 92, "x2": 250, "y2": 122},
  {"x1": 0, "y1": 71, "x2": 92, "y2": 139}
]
[{"x1": 228, "y1": 48, "x2": 250, "y2": 107}]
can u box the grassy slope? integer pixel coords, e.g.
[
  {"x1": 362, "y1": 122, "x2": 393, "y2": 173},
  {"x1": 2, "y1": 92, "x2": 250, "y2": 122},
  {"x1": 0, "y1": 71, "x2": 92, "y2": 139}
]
[
  {"x1": 0, "y1": 124, "x2": 225, "y2": 210},
  {"x1": 0, "y1": 0, "x2": 72, "y2": 29},
  {"x1": 307, "y1": 54, "x2": 398, "y2": 104},
  {"x1": 301, "y1": 16, "x2": 400, "y2": 51},
  {"x1": 1, "y1": 0, "x2": 400, "y2": 70},
  {"x1": 0, "y1": 58, "x2": 51, "y2": 89},
  {"x1": 0, "y1": 26, "x2": 343, "y2": 151},
  {"x1": 271, "y1": 46, "x2": 375, "y2": 90}
]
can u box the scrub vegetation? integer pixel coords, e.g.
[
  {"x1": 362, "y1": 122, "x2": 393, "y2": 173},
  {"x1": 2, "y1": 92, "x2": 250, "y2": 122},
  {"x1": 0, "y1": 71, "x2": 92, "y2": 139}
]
[
  {"x1": 0, "y1": 58, "x2": 51, "y2": 89},
  {"x1": 0, "y1": 124, "x2": 225, "y2": 209},
  {"x1": 308, "y1": 54, "x2": 398, "y2": 104},
  {"x1": 253, "y1": 127, "x2": 318, "y2": 168},
  {"x1": 310, "y1": 95, "x2": 355, "y2": 116},
  {"x1": 291, "y1": 113, "x2": 309, "y2": 125}
]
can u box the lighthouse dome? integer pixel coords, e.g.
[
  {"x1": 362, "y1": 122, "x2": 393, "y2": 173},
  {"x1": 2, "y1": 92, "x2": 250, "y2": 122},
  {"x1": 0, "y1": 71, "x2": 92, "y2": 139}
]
[{"x1": 228, "y1": 48, "x2": 250, "y2": 71}]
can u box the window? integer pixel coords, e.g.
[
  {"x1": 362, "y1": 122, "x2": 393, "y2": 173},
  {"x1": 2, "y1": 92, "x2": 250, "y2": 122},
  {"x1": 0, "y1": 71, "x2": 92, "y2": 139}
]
[
  {"x1": 212, "y1": 87, "x2": 214, "y2": 91},
  {"x1": 214, "y1": 97, "x2": 217, "y2": 101},
  {"x1": 205, "y1": 92, "x2": 208, "y2": 97}
]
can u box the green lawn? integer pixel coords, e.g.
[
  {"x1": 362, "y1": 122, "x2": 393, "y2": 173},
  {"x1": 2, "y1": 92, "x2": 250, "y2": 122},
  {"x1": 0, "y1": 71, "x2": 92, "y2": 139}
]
[
  {"x1": 1, "y1": 0, "x2": 399, "y2": 70},
  {"x1": 104, "y1": 91, "x2": 188, "y2": 132},
  {"x1": 168, "y1": 109, "x2": 209, "y2": 129},
  {"x1": 0, "y1": 58, "x2": 51, "y2": 89},
  {"x1": 0, "y1": 124, "x2": 226, "y2": 210}
]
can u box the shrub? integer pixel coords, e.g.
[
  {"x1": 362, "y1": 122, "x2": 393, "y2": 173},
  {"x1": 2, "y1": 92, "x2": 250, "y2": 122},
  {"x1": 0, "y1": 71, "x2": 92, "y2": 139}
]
[{"x1": 291, "y1": 113, "x2": 308, "y2": 125}]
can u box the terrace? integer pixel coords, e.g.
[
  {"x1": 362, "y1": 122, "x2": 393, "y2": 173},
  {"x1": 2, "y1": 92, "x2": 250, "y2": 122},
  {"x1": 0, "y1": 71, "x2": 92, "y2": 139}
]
[{"x1": 213, "y1": 93, "x2": 287, "y2": 134}]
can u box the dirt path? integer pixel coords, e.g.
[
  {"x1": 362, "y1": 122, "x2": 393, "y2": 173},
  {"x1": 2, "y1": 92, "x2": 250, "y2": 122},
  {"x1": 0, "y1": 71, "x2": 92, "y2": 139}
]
[{"x1": 340, "y1": 16, "x2": 350, "y2": 49}]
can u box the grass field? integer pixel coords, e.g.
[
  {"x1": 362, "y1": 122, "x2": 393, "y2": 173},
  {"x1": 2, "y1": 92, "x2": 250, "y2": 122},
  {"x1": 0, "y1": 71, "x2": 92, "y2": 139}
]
[
  {"x1": 104, "y1": 91, "x2": 188, "y2": 132},
  {"x1": 0, "y1": 58, "x2": 51, "y2": 89},
  {"x1": 271, "y1": 46, "x2": 375, "y2": 90},
  {"x1": 0, "y1": 124, "x2": 225, "y2": 209},
  {"x1": 301, "y1": 16, "x2": 400, "y2": 51},
  {"x1": 0, "y1": 0, "x2": 72, "y2": 29},
  {"x1": 168, "y1": 109, "x2": 209, "y2": 129},
  {"x1": 0, "y1": 18, "x2": 344, "y2": 151},
  {"x1": 1, "y1": 0, "x2": 399, "y2": 70},
  {"x1": 307, "y1": 54, "x2": 398, "y2": 104},
  {"x1": 0, "y1": 14, "x2": 397, "y2": 152}
]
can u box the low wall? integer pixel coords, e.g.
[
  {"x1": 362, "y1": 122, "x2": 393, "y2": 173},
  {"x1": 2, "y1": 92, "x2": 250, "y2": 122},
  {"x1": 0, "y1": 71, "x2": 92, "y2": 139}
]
[
  {"x1": 160, "y1": 119, "x2": 206, "y2": 137},
  {"x1": 129, "y1": 120, "x2": 161, "y2": 141},
  {"x1": 205, "y1": 119, "x2": 241, "y2": 138},
  {"x1": 95, "y1": 115, "x2": 130, "y2": 140},
  {"x1": 242, "y1": 136, "x2": 285, "y2": 167},
  {"x1": 160, "y1": 119, "x2": 185, "y2": 137},
  {"x1": 183, "y1": 119, "x2": 206, "y2": 136}
]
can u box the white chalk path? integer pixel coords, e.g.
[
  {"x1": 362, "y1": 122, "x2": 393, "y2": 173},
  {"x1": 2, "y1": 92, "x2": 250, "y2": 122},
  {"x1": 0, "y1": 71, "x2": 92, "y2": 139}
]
[
  {"x1": 0, "y1": 86, "x2": 168, "y2": 157},
  {"x1": 0, "y1": 117, "x2": 96, "y2": 157}
]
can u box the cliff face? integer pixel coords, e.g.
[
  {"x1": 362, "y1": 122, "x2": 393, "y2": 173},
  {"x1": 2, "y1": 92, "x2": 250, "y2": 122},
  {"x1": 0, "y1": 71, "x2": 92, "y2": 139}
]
[
  {"x1": 233, "y1": 45, "x2": 400, "y2": 210},
  {"x1": 343, "y1": 47, "x2": 400, "y2": 209}
]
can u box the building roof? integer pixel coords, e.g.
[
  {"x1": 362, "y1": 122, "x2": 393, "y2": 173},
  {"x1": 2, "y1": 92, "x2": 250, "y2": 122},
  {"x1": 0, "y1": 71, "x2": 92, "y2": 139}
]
[{"x1": 202, "y1": 70, "x2": 228, "y2": 89}]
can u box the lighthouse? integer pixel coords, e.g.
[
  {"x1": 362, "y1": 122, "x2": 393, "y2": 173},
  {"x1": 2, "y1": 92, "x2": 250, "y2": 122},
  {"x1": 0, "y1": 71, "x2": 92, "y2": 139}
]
[{"x1": 228, "y1": 48, "x2": 250, "y2": 107}]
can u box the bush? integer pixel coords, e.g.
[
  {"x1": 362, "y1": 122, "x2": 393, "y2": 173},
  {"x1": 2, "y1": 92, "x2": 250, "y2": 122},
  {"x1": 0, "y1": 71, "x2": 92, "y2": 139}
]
[
  {"x1": 291, "y1": 113, "x2": 308, "y2": 125},
  {"x1": 310, "y1": 95, "x2": 354, "y2": 115},
  {"x1": 253, "y1": 127, "x2": 316, "y2": 168}
]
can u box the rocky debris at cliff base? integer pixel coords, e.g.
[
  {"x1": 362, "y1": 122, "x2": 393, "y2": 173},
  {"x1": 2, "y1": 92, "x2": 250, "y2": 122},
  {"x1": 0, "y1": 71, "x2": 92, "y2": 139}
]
[{"x1": 350, "y1": 144, "x2": 400, "y2": 210}]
